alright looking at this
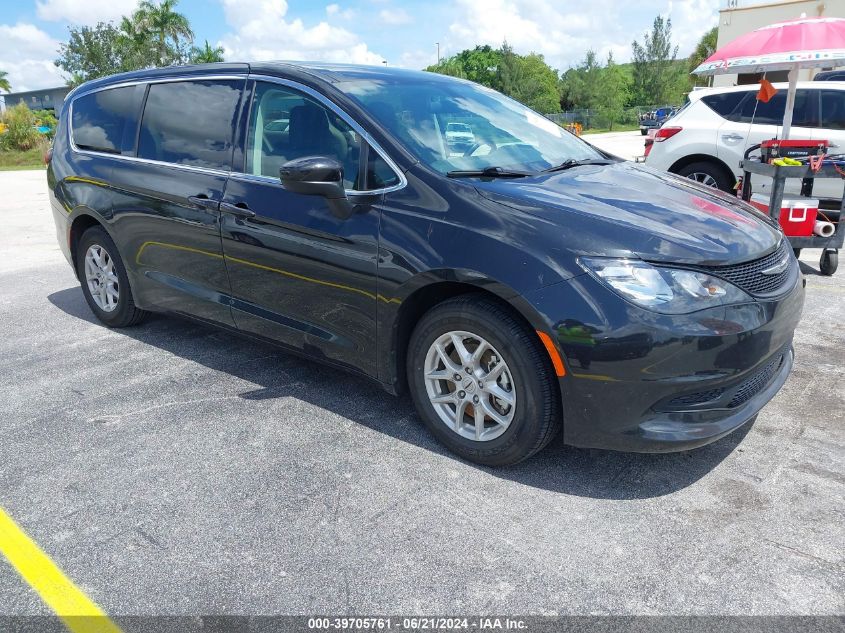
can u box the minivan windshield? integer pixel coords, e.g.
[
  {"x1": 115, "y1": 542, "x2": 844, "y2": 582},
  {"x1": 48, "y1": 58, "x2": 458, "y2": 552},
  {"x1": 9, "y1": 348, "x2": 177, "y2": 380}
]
[{"x1": 339, "y1": 77, "x2": 603, "y2": 175}]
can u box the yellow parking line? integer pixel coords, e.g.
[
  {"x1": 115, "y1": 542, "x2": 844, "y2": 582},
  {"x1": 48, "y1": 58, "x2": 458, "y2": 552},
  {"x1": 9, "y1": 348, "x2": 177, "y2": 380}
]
[{"x1": 0, "y1": 507, "x2": 122, "y2": 633}]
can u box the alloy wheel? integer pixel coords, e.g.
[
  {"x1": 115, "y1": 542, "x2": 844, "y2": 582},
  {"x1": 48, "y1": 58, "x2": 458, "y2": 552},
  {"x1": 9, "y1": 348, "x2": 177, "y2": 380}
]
[
  {"x1": 687, "y1": 172, "x2": 718, "y2": 188},
  {"x1": 423, "y1": 330, "x2": 516, "y2": 442},
  {"x1": 84, "y1": 244, "x2": 120, "y2": 312}
]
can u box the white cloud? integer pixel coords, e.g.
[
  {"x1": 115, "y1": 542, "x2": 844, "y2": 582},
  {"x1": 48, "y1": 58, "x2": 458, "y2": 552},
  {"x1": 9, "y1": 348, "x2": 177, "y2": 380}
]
[
  {"x1": 0, "y1": 23, "x2": 66, "y2": 93},
  {"x1": 667, "y1": 0, "x2": 720, "y2": 52},
  {"x1": 397, "y1": 49, "x2": 438, "y2": 70},
  {"x1": 379, "y1": 8, "x2": 411, "y2": 25},
  {"x1": 219, "y1": 0, "x2": 383, "y2": 64},
  {"x1": 439, "y1": 0, "x2": 719, "y2": 71},
  {"x1": 326, "y1": 3, "x2": 355, "y2": 19},
  {"x1": 35, "y1": 0, "x2": 139, "y2": 25}
]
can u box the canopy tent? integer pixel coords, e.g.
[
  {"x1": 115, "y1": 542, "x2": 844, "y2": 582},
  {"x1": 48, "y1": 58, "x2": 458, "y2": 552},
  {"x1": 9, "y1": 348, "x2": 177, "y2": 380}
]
[{"x1": 692, "y1": 16, "x2": 845, "y2": 139}]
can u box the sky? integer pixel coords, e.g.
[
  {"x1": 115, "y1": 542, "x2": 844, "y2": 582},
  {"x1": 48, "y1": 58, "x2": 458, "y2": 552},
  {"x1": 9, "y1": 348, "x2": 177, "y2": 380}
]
[{"x1": 0, "y1": 0, "x2": 723, "y2": 93}]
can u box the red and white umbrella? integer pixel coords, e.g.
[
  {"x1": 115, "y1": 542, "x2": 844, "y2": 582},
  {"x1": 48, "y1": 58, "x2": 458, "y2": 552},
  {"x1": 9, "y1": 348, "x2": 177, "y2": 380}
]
[{"x1": 693, "y1": 16, "x2": 845, "y2": 138}]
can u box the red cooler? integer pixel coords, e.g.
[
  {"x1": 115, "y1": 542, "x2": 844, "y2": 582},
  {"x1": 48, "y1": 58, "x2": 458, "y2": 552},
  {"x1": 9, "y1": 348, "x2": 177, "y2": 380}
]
[{"x1": 749, "y1": 194, "x2": 819, "y2": 236}]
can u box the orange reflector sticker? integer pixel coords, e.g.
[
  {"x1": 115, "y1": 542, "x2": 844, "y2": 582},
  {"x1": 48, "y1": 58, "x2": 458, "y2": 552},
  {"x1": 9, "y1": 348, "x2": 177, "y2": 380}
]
[{"x1": 536, "y1": 331, "x2": 566, "y2": 377}]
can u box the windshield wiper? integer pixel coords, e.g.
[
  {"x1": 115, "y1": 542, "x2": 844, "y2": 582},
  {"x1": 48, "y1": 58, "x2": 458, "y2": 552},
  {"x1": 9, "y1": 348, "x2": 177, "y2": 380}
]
[
  {"x1": 540, "y1": 158, "x2": 617, "y2": 174},
  {"x1": 447, "y1": 166, "x2": 533, "y2": 179}
]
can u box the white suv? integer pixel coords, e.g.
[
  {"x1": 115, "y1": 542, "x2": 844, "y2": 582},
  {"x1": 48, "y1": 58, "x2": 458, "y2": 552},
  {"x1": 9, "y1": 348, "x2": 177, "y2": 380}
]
[{"x1": 645, "y1": 81, "x2": 845, "y2": 201}]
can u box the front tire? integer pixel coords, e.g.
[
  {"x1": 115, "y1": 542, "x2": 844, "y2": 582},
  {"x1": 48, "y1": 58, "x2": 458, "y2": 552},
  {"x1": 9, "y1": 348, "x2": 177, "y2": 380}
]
[
  {"x1": 76, "y1": 226, "x2": 149, "y2": 327},
  {"x1": 407, "y1": 295, "x2": 560, "y2": 466}
]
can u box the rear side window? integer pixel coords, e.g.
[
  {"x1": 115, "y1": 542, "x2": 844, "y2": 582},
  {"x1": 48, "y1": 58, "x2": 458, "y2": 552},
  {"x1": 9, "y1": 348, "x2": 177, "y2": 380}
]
[
  {"x1": 820, "y1": 89, "x2": 845, "y2": 130},
  {"x1": 700, "y1": 92, "x2": 747, "y2": 121},
  {"x1": 137, "y1": 80, "x2": 241, "y2": 170},
  {"x1": 732, "y1": 90, "x2": 815, "y2": 127},
  {"x1": 71, "y1": 87, "x2": 138, "y2": 154}
]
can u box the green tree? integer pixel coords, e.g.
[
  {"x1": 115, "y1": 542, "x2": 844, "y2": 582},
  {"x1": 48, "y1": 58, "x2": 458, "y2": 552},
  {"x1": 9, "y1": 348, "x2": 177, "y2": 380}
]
[
  {"x1": 190, "y1": 40, "x2": 225, "y2": 63},
  {"x1": 515, "y1": 53, "x2": 562, "y2": 113},
  {"x1": 688, "y1": 26, "x2": 718, "y2": 87},
  {"x1": 116, "y1": 15, "x2": 161, "y2": 69},
  {"x1": 631, "y1": 15, "x2": 684, "y2": 105},
  {"x1": 560, "y1": 50, "x2": 604, "y2": 110},
  {"x1": 55, "y1": 22, "x2": 132, "y2": 86},
  {"x1": 426, "y1": 43, "x2": 560, "y2": 113},
  {"x1": 453, "y1": 45, "x2": 503, "y2": 89},
  {"x1": 498, "y1": 45, "x2": 560, "y2": 113},
  {"x1": 497, "y1": 44, "x2": 524, "y2": 98},
  {"x1": 425, "y1": 57, "x2": 467, "y2": 79},
  {"x1": 595, "y1": 52, "x2": 630, "y2": 129},
  {"x1": 133, "y1": 0, "x2": 194, "y2": 65},
  {"x1": 0, "y1": 70, "x2": 10, "y2": 93}
]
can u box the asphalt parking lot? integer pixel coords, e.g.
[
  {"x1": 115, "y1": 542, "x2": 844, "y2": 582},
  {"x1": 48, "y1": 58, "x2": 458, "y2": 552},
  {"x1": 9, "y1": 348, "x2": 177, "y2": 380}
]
[{"x1": 0, "y1": 169, "x2": 843, "y2": 620}]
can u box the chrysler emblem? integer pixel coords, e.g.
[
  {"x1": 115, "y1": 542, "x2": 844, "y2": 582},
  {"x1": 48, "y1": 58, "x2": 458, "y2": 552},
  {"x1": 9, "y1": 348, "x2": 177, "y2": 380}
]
[{"x1": 761, "y1": 257, "x2": 789, "y2": 275}]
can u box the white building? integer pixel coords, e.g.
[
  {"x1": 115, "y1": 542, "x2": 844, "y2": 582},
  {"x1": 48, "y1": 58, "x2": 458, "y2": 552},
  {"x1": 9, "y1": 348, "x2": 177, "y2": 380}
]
[{"x1": 715, "y1": 0, "x2": 845, "y2": 86}]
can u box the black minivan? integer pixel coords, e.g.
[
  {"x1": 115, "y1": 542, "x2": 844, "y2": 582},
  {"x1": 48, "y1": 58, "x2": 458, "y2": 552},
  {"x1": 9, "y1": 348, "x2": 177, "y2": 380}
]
[{"x1": 49, "y1": 62, "x2": 804, "y2": 465}]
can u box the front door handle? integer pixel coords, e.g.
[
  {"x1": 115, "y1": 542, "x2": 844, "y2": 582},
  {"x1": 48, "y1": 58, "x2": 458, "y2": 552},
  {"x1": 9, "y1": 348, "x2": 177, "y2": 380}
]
[
  {"x1": 220, "y1": 201, "x2": 256, "y2": 219},
  {"x1": 722, "y1": 133, "x2": 744, "y2": 142},
  {"x1": 187, "y1": 195, "x2": 220, "y2": 211}
]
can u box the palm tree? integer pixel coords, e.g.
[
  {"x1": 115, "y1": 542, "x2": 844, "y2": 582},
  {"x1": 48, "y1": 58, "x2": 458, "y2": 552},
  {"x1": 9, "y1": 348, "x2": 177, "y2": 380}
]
[
  {"x1": 190, "y1": 40, "x2": 225, "y2": 64},
  {"x1": 133, "y1": 0, "x2": 194, "y2": 65},
  {"x1": 0, "y1": 70, "x2": 11, "y2": 93}
]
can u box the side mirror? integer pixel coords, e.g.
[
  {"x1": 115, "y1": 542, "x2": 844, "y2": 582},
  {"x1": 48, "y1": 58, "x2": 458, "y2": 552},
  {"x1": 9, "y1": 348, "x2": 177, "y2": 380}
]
[{"x1": 280, "y1": 156, "x2": 353, "y2": 219}]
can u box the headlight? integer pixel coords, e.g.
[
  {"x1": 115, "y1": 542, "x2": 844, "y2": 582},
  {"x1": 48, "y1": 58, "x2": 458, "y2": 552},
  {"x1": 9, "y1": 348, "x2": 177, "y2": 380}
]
[{"x1": 580, "y1": 257, "x2": 751, "y2": 314}]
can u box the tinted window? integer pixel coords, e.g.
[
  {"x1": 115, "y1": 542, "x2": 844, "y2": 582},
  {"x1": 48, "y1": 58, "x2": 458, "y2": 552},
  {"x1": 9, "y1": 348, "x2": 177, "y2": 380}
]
[
  {"x1": 72, "y1": 87, "x2": 137, "y2": 154},
  {"x1": 820, "y1": 89, "x2": 845, "y2": 130},
  {"x1": 732, "y1": 89, "x2": 814, "y2": 127},
  {"x1": 245, "y1": 81, "x2": 363, "y2": 189},
  {"x1": 138, "y1": 80, "x2": 241, "y2": 170},
  {"x1": 701, "y1": 91, "x2": 746, "y2": 120}
]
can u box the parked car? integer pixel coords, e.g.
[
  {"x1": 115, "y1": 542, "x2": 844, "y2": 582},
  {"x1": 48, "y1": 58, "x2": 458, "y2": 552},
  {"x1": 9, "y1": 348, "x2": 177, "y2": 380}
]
[
  {"x1": 814, "y1": 70, "x2": 845, "y2": 81},
  {"x1": 639, "y1": 106, "x2": 676, "y2": 135},
  {"x1": 48, "y1": 63, "x2": 804, "y2": 465},
  {"x1": 445, "y1": 121, "x2": 475, "y2": 152},
  {"x1": 644, "y1": 81, "x2": 845, "y2": 202}
]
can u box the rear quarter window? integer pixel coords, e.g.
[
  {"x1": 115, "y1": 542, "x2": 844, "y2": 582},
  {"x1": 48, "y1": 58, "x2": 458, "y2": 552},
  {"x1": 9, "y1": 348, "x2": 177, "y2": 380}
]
[
  {"x1": 700, "y1": 92, "x2": 748, "y2": 121},
  {"x1": 71, "y1": 86, "x2": 139, "y2": 154}
]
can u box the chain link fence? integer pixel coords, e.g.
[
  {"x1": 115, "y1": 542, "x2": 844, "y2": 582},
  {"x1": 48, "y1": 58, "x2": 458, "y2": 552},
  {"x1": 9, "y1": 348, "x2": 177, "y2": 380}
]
[{"x1": 545, "y1": 106, "x2": 666, "y2": 131}]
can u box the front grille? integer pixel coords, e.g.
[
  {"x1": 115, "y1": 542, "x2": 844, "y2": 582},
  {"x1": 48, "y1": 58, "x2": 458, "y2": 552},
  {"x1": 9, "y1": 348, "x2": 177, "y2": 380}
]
[
  {"x1": 697, "y1": 240, "x2": 792, "y2": 296},
  {"x1": 728, "y1": 352, "x2": 785, "y2": 408},
  {"x1": 667, "y1": 387, "x2": 725, "y2": 407}
]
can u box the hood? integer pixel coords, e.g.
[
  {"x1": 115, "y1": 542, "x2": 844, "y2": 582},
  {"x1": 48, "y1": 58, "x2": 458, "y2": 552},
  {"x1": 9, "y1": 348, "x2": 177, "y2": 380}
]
[{"x1": 473, "y1": 161, "x2": 782, "y2": 266}]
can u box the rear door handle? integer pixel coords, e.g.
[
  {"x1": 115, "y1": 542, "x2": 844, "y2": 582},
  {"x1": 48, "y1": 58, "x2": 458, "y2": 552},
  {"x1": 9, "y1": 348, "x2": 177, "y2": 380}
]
[
  {"x1": 722, "y1": 133, "x2": 744, "y2": 142},
  {"x1": 220, "y1": 201, "x2": 256, "y2": 219},
  {"x1": 187, "y1": 195, "x2": 220, "y2": 211}
]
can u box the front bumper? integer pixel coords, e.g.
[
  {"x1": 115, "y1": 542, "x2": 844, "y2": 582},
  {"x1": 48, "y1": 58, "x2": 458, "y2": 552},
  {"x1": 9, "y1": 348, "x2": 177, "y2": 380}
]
[
  {"x1": 524, "y1": 266, "x2": 805, "y2": 452},
  {"x1": 635, "y1": 345, "x2": 792, "y2": 451}
]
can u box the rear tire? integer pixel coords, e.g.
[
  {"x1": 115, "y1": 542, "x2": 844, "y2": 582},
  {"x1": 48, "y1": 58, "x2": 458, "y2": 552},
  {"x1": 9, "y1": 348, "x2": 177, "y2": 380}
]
[
  {"x1": 676, "y1": 161, "x2": 734, "y2": 192},
  {"x1": 406, "y1": 295, "x2": 560, "y2": 466},
  {"x1": 76, "y1": 226, "x2": 149, "y2": 327}
]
